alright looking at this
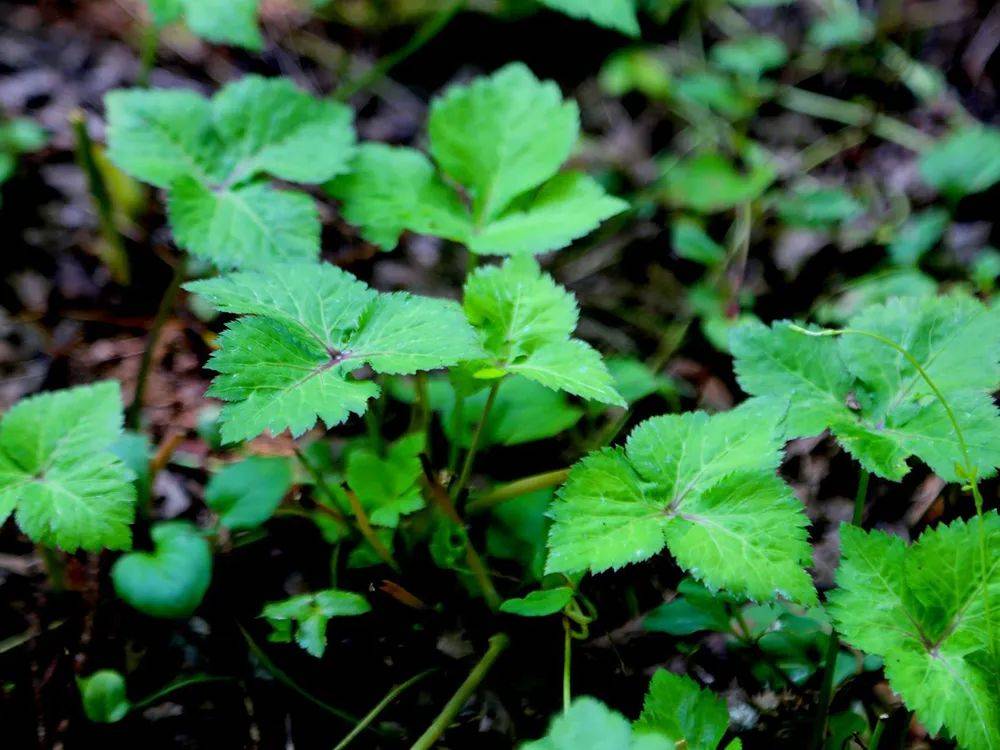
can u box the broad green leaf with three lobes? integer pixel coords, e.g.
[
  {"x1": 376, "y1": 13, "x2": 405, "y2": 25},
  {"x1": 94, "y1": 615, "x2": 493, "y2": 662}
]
[
  {"x1": 463, "y1": 256, "x2": 624, "y2": 406},
  {"x1": 731, "y1": 294, "x2": 1000, "y2": 482},
  {"x1": 261, "y1": 589, "x2": 371, "y2": 657},
  {"x1": 186, "y1": 262, "x2": 483, "y2": 443},
  {"x1": 546, "y1": 402, "x2": 816, "y2": 604},
  {"x1": 634, "y1": 670, "x2": 731, "y2": 750},
  {"x1": 146, "y1": 0, "x2": 263, "y2": 51},
  {"x1": 346, "y1": 434, "x2": 425, "y2": 528},
  {"x1": 329, "y1": 63, "x2": 627, "y2": 256},
  {"x1": 522, "y1": 697, "x2": 672, "y2": 750},
  {"x1": 538, "y1": 0, "x2": 640, "y2": 37},
  {"x1": 829, "y1": 515, "x2": 1000, "y2": 750},
  {"x1": 106, "y1": 76, "x2": 355, "y2": 267},
  {"x1": 0, "y1": 382, "x2": 136, "y2": 552}
]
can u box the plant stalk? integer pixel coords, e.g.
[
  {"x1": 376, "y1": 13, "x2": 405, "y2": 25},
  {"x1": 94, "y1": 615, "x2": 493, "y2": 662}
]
[
  {"x1": 137, "y1": 23, "x2": 158, "y2": 87},
  {"x1": 809, "y1": 469, "x2": 870, "y2": 750},
  {"x1": 451, "y1": 381, "x2": 500, "y2": 500},
  {"x1": 335, "y1": 1, "x2": 463, "y2": 100},
  {"x1": 562, "y1": 619, "x2": 572, "y2": 714},
  {"x1": 333, "y1": 669, "x2": 436, "y2": 750},
  {"x1": 409, "y1": 633, "x2": 509, "y2": 750},
  {"x1": 344, "y1": 488, "x2": 400, "y2": 572},
  {"x1": 466, "y1": 468, "x2": 571, "y2": 515},
  {"x1": 126, "y1": 254, "x2": 187, "y2": 430},
  {"x1": 70, "y1": 109, "x2": 130, "y2": 285}
]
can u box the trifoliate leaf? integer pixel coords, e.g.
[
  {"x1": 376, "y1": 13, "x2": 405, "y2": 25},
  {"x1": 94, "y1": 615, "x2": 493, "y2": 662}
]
[
  {"x1": 261, "y1": 589, "x2": 371, "y2": 658},
  {"x1": 345, "y1": 434, "x2": 424, "y2": 528},
  {"x1": 78, "y1": 670, "x2": 131, "y2": 724},
  {"x1": 106, "y1": 77, "x2": 355, "y2": 267},
  {"x1": 0, "y1": 382, "x2": 136, "y2": 552},
  {"x1": 537, "y1": 0, "x2": 640, "y2": 37},
  {"x1": 634, "y1": 670, "x2": 730, "y2": 750},
  {"x1": 329, "y1": 63, "x2": 626, "y2": 256},
  {"x1": 205, "y1": 456, "x2": 293, "y2": 530},
  {"x1": 186, "y1": 262, "x2": 483, "y2": 443},
  {"x1": 731, "y1": 295, "x2": 1000, "y2": 482},
  {"x1": 462, "y1": 256, "x2": 623, "y2": 406},
  {"x1": 546, "y1": 404, "x2": 816, "y2": 604},
  {"x1": 500, "y1": 587, "x2": 573, "y2": 617},
  {"x1": 522, "y1": 697, "x2": 672, "y2": 750},
  {"x1": 919, "y1": 126, "x2": 1000, "y2": 200},
  {"x1": 146, "y1": 0, "x2": 263, "y2": 50},
  {"x1": 829, "y1": 516, "x2": 1000, "y2": 750},
  {"x1": 112, "y1": 521, "x2": 212, "y2": 618}
]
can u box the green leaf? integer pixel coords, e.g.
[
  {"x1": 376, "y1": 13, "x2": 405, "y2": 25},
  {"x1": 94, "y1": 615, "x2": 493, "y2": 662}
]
[
  {"x1": 603, "y1": 356, "x2": 677, "y2": 407},
  {"x1": 522, "y1": 697, "x2": 672, "y2": 750},
  {"x1": 814, "y1": 269, "x2": 937, "y2": 324},
  {"x1": 807, "y1": 3, "x2": 874, "y2": 49},
  {"x1": 538, "y1": 0, "x2": 640, "y2": 36},
  {"x1": 732, "y1": 295, "x2": 1000, "y2": 482},
  {"x1": 643, "y1": 579, "x2": 732, "y2": 636},
  {"x1": 106, "y1": 77, "x2": 355, "y2": 267},
  {"x1": 709, "y1": 35, "x2": 787, "y2": 78},
  {"x1": 147, "y1": 0, "x2": 263, "y2": 50},
  {"x1": 774, "y1": 187, "x2": 864, "y2": 228},
  {"x1": 919, "y1": 126, "x2": 1000, "y2": 199},
  {"x1": 346, "y1": 434, "x2": 425, "y2": 527},
  {"x1": 660, "y1": 149, "x2": 776, "y2": 213},
  {"x1": 205, "y1": 456, "x2": 293, "y2": 529},
  {"x1": 0, "y1": 382, "x2": 136, "y2": 552},
  {"x1": 829, "y1": 515, "x2": 1000, "y2": 750},
  {"x1": 634, "y1": 670, "x2": 730, "y2": 749},
  {"x1": 500, "y1": 587, "x2": 574, "y2": 617},
  {"x1": 467, "y1": 172, "x2": 628, "y2": 256},
  {"x1": 330, "y1": 63, "x2": 626, "y2": 256},
  {"x1": 546, "y1": 404, "x2": 816, "y2": 604},
  {"x1": 463, "y1": 256, "x2": 623, "y2": 406},
  {"x1": 327, "y1": 144, "x2": 472, "y2": 250},
  {"x1": 886, "y1": 208, "x2": 949, "y2": 266},
  {"x1": 210, "y1": 76, "x2": 355, "y2": 184},
  {"x1": 600, "y1": 49, "x2": 672, "y2": 99},
  {"x1": 429, "y1": 62, "x2": 578, "y2": 223},
  {"x1": 672, "y1": 217, "x2": 726, "y2": 265},
  {"x1": 261, "y1": 589, "x2": 370, "y2": 658},
  {"x1": 186, "y1": 262, "x2": 483, "y2": 443},
  {"x1": 168, "y1": 177, "x2": 320, "y2": 266},
  {"x1": 78, "y1": 670, "x2": 131, "y2": 723},
  {"x1": 112, "y1": 521, "x2": 213, "y2": 618},
  {"x1": 487, "y1": 489, "x2": 552, "y2": 582}
]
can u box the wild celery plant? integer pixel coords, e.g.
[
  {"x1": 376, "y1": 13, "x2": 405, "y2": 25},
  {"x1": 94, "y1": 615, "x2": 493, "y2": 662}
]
[
  {"x1": 730, "y1": 293, "x2": 1000, "y2": 749},
  {"x1": 105, "y1": 76, "x2": 356, "y2": 268}
]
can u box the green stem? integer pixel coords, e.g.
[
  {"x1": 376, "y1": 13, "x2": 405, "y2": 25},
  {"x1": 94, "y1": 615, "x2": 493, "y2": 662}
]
[
  {"x1": 70, "y1": 109, "x2": 130, "y2": 285},
  {"x1": 38, "y1": 545, "x2": 65, "y2": 591},
  {"x1": 334, "y1": 1, "x2": 463, "y2": 100},
  {"x1": 137, "y1": 23, "x2": 159, "y2": 87},
  {"x1": 869, "y1": 713, "x2": 887, "y2": 750},
  {"x1": 131, "y1": 675, "x2": 231, "y2": 712},
  {"x1": 409, "y1": 372, "x2": 430, "y2": 438},
  {"x1": 332, "y1": 669, "x2": 436, "y2": 750},
  {"x1": 448, "y1": 390, "x2": 466, "y2": 472},
  {"x1": 465, "y1": 468, "x2": 571, "y2": 515},
  {"x1": 451, "y1": 381, "x2": 500, "y2": 500},
  {"x1": 777, "y1": 86, "x2": 933, "y2": 152},
  {"x1": 562, "y1": 620, "x2": 572, "y2": 714},
  {"x1": 126, "y1": 255, "x2": 187, "y2": 430},
  {"x1": 238, "y1": 625, "x2": 366, "y2": 728},
  {"x1": 409, "y1": 633, "x2": 509, "y2": 750},
  {"x1": 809, "y1": 469, "x2": 870, "y2": 750}
]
